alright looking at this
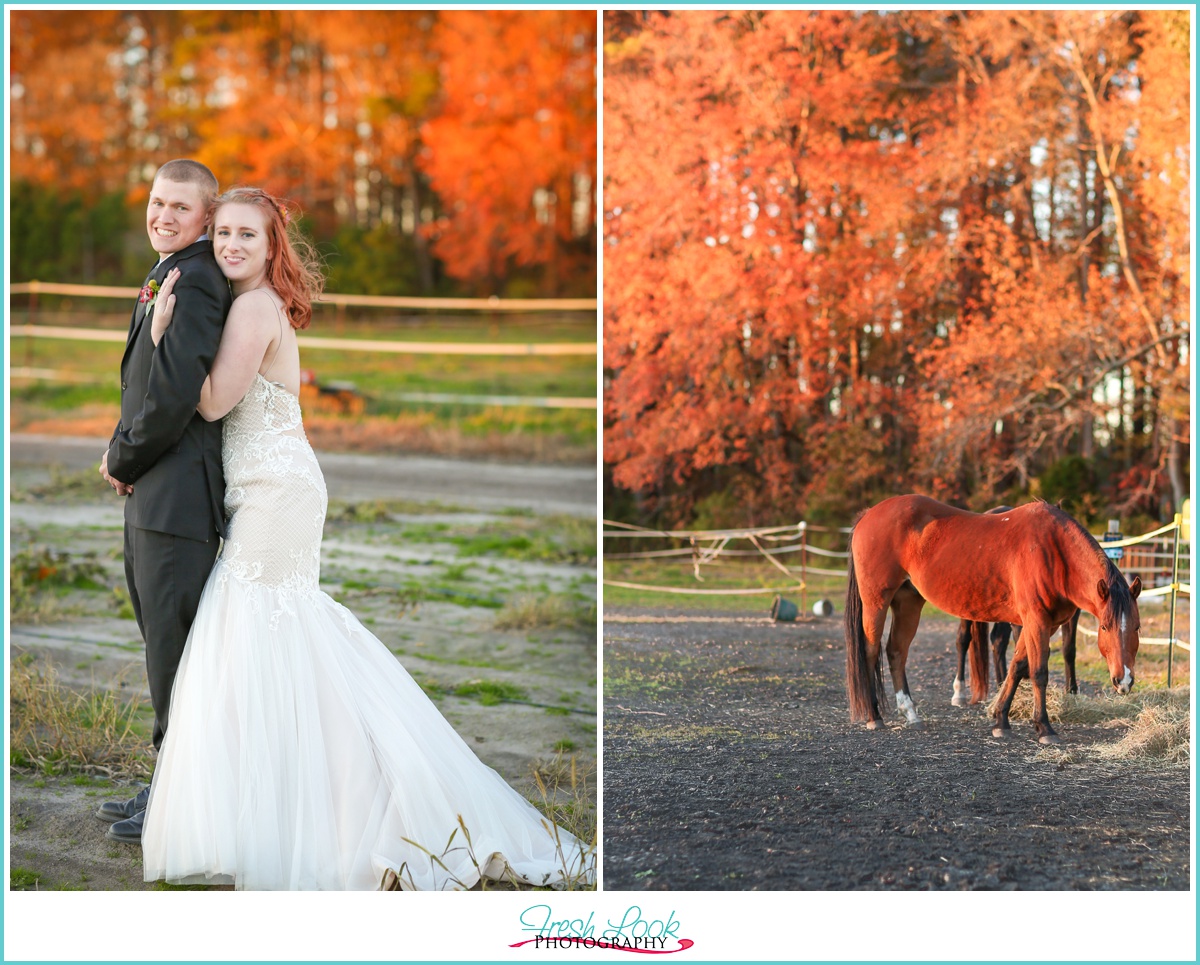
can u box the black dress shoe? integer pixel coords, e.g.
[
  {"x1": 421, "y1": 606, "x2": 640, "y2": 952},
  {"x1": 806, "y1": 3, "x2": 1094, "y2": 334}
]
[
  {"x1": 96, "y1": 784, "x2": 150, "y2": 823},
  {"x1": 106, "y1": 808, "x2": 145, "y2": 844}
]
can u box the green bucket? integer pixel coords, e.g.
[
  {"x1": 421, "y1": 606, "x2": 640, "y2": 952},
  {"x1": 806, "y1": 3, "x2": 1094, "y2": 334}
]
[{"x1": 771, "y1": 595, "x2": 799, "y2": 622}]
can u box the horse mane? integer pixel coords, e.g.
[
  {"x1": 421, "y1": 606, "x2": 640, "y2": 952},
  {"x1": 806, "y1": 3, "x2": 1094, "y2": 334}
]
[{"x1": 1037, "y1": 500, "x2": 1134, "y2": 623}]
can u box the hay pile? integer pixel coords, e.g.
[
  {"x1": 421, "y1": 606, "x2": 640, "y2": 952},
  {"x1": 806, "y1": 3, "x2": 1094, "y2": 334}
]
[
  {"x1": 996, "y1": 685, "x2": 1191, "y2": 764},
  {"x1": 1090, "y1": 689, "x2": 1190, "y2": 764},
  {"x1": 988, "y1": 683, "x2": 1068, "y2": 721}
]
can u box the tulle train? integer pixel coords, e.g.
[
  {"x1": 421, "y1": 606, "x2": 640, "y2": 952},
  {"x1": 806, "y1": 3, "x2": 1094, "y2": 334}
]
[{"x1": 141, "y1": 564, "x2": 590, "y2": 890}]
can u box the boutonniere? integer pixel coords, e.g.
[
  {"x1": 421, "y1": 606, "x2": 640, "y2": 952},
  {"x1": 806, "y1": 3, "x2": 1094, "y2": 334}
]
[{"x1": 139, "y1": 279, "x2": 161, "y2": 312}]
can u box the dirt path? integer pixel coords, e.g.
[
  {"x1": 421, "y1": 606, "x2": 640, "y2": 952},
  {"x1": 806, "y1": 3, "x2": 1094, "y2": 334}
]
[
  {"x1": 603, "y1": 608, "x2": 1189, "y2": 891},
  {"x1": 9, "y1": 451, "x2": 596, "y2": 891},
  {"x1": 10, "y1": 433, "x2": 597, "y2": 517}
]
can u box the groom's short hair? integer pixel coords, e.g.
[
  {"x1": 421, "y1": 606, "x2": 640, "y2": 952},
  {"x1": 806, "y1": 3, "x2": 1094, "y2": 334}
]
[{"x1": 153, "y1": 159, "x2": 219, "y2": 206}]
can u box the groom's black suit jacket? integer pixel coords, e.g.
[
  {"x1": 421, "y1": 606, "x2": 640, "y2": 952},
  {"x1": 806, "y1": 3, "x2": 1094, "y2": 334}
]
[{"x1": 108, "y1": 240, "x2": 232, "y2": 542}]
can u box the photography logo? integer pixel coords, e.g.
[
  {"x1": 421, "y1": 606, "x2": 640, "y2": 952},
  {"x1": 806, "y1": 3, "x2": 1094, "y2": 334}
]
[{"x1": 511, "y1": 904, "x2": 693, "y2": 954}]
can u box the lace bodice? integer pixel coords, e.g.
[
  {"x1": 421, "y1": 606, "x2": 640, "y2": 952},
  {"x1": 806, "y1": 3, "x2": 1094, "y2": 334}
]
[{"x1": 218, "y1": 374, "x2": 327, "y2": 594}]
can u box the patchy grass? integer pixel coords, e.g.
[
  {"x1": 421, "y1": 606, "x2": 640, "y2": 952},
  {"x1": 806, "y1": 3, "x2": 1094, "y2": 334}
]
[
  {"x1": 441, "y1": 562, "x2": 472, "y2": 583},
  {"x1": 11, "y1": 465, "x2": 111, "y2": 503},
  {"x1": 335, "y1": 580, "x2": 425, "y2": 616},
  {"x1": 410, "y1": 671, "x2": 448, "y2": 702},
  {"x1": 365, "y1": 515, "x2": 595, "y2": 565},
  {"x1": 111, "y1": 584, "x2": 137, "y2": 620},
  {"x1": 495, "y1": 594, "x2": 595, "y2": 631},
  {"x1": 328, "y1": 497, "x2": 470, "y2": 522},
  {"x1": 10, "y1": 546, "x2": 110, "y2": 623},
  {"x1": 328, "y1": 514, "x2": 595, "y2": 571},
  {"x1": 399, "y1": 649, "x2": 510, "y2": 672},
  {"x1": 9, "y1": 656, "x2": 153, "y2": 779},
  {"x1": 11, "y1": 319, "x2": 597, "y2": 465},
  {"x1": 330, "y1": 501, "x2": 399, "y2": 523},
  {"x1": 603, "y1": 558, "x2": 823, "y2": 612},
  {"x1": 304, "y1": 411, "x2": 595, "y2": 465},
  {"x1": 11, "y1": 867, "x2": 43, "y2": 890},
  {"x1": 453, "y1": 679, "x2": 528, "y2": 706}
]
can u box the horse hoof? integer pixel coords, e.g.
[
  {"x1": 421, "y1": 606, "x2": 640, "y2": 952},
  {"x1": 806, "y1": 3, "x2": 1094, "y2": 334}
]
[
  {"x1": 906, "y1": 719, "x2": 922, "y2": 729},
  {"x1": 1038, "y1": 734, "x2": 1062, "y2": 746},
  {"x1": 951, "y1": 697, "x2": 968, "y2": 708},
  {"x1": 991, "y1": 727, "x2": 1009, "y2": 738},
  {"x1": 865, "y1": 720, "x2": 882, "y2": 731}
]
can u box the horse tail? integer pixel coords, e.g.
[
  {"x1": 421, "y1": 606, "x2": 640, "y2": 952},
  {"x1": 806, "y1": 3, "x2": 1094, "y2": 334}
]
[
  {"x1": 968, "y1": 620, "x2": 989, "y2": 703},
  {"x1": 844, "y1": 538, "x2": 877, "y2": 721}
]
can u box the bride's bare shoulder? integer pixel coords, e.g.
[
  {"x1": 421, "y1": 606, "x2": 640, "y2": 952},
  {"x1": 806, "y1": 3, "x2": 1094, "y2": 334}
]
[{"x1": 226, "y1": 289, "x2": 282, "y2": 328}]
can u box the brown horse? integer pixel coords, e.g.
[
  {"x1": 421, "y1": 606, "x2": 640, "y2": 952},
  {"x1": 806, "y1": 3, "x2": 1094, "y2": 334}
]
[
  {"x1": 844, "y1": 495, "x2": 1141, "y2": 743},
  {"x1": 951, "y1": 610, "x2": 1082, "y2": 706},
  {"x1": 949, "y1": 506, "x2": 1013, "y2": 707}
]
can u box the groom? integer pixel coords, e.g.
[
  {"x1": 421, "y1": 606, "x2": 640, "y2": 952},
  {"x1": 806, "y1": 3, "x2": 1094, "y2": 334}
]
[{"x1": 97, "y1": 159, "x2": 232, "y2": 843}]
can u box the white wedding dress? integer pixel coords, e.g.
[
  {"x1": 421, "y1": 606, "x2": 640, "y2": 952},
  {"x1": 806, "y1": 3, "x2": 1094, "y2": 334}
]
[{"x1": 141, "y1": 374, "x2": 592, "y2": 890}]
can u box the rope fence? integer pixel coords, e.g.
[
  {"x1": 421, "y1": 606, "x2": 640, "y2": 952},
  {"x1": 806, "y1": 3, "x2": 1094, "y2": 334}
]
[
  {"x1": 9, "y1": 280, "x2": 597, "y2": 359},
  {"x1": 9, "y1": 280, "x2": 596, "y2": 313},
  {"x1": 604, "y1": 512, "x2": 1192, "y2": 685},
  {"x1": 14, "y1": 324, "x2": 600, "y2": 357},
  {"x1": 1079, "y1": 512, "x2": 1192, "y2": 688},
  {"x1": 10, "y1": 279, "x2": 597, "y2": 410},
  {"x1": 10, "y1": 324, "x2": 594, "y2": 358},
  {"x1": 602, "y1": 520, "x2": 851, "y2": 601}
]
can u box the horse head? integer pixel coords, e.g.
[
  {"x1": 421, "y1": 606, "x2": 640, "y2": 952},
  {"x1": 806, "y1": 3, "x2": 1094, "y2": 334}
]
[{"x1": 1095, "y1": 572, "x2": 1142, "y2": 694}]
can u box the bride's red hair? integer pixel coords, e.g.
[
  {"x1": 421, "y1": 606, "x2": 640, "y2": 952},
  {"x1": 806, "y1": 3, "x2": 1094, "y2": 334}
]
[{"x1": 210, "y1": 187, "x2": 323, "y2": 329}]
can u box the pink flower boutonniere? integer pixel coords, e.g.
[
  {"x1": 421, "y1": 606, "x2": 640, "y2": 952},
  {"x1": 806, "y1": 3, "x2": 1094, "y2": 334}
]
[{"x1": 139, "y1": 279, "x2": 161, "y2": 312}]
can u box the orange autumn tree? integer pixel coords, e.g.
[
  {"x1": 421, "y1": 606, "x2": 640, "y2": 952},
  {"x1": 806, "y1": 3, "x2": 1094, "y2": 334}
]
[
  {"x1": 603, "y1": 9, "x2": 1190, "y2": 526},
  {"x1": 906, "y1": 10, "x2": 1191, "y2": 512},
  {"x1": 421, "y1": 10, "x2": 597, "y2": 295},
  {"x1": 163, "y1": 11, "x2": 442, "y2": 288},
  {"x1": 10, "y1": 10, "x2": 149, "y2": 193},
  {"x1": 9, "y1": 9, "x2": 597, "y2": 296},
  {"x1": 605, "y1": 10, "x2": 936, "y2": 525}
]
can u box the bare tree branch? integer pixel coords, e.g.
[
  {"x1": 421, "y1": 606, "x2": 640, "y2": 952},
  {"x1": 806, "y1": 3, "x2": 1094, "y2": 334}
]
[
  {"x1": 1046, "y1": 331, "x2": 1181, "y2": 415},
  {"x1": 1065, "y1": 33, "x2": 1170, "y2": 367}
]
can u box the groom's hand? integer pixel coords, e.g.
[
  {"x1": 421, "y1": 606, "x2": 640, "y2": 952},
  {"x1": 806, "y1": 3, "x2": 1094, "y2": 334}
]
[{"x1": 100, "y1": 450, "x2": 133, "y2": 496}]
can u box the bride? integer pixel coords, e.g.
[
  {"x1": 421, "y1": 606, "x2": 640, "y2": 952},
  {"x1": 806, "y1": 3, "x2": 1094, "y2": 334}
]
[{"x1": 139, "y1": 187, "x2": 593, "y2": 891}]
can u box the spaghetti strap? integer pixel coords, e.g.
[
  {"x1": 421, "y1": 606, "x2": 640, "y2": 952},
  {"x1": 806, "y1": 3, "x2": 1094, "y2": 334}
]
[{"x1": 258, "y1": 291, "x2": 287, "y2": 382}]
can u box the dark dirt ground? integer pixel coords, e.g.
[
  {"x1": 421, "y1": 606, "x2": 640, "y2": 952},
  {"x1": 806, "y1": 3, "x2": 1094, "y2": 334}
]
[{"x1": 603, "y1": 608, "x2": 1190, "y2": 891}]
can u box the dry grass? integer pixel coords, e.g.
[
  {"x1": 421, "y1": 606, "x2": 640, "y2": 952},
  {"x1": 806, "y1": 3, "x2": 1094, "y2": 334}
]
[
  {"x1": 14, "y1": 407, "x2": 119, "y2": 438},
  {"x1": 11, "y1": 407, "x2": 596, "y2": 466},
  {"x1": 11, "y1": 465, "x2": 111, "y2": 503},
  {"x1": 9, "y1": 657, "x2": 153, "y2": 779},
  {"x1": 989, "y1": 684, "x2": 1067, "y2": 722},
  {"x1": 303, "y1": 413, "x2": 595, "y2": 465},
  {"x1": 530, "y1": 751, "x2": 597, "y2": 849},
  {"x1": 494, "y1": 594, "x2": 595, "y2": 631},
  {"x1": 1005, "y1": 686, "x2": 1192, "y2": 765},
  {"x1": 10, "y1": 546, "x2": 110, "y2": 624},
  {"x1": 1090, "y1": 689, "x2": 1190, "y2": 764},
  {"x1": 379, "y1": 752, "x2": 596, "y2": 892}
]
